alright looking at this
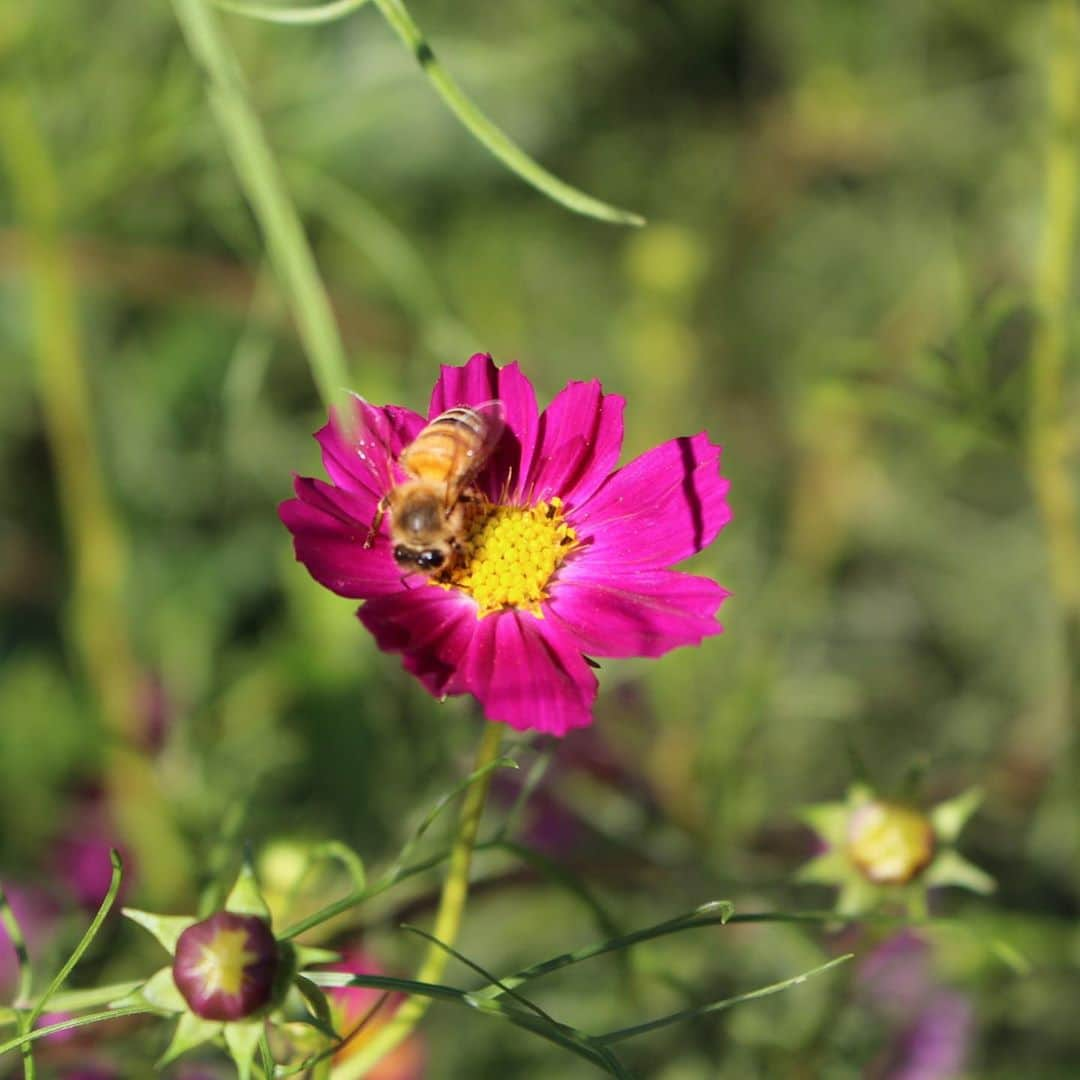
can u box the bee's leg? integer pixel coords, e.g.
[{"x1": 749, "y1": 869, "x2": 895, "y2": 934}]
[{"x1": 364, "y1": 496, "x2": 388, "y2": 549}]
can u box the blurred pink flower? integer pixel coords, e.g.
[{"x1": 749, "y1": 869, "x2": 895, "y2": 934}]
[
  {"x1": 52, "y1": 792, "x2": 132, "y2": 912},
  {"x1": 859, "y1": 932, "x2": 974, "y2": 1080},
  {"x1": 322, "y1": 948, "x2": 425, "y2": 1078},
  {"x1": 280, "y1": 354, "x2": 731, "y2": 735},
  {"x1": 0, "y1": 883, "x2": 58, "y2": 998}
]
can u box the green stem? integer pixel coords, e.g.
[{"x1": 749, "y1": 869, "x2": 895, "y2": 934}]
[
  {"x1": 171, "y1": 0, "x2": 352, "y2": 418},
  {"x1": 331, "y1": 722, "x2": 503, "y2": 1079},
  {"x1": 1030, "y1": 0, "x2": 1080, "y2": 617}
]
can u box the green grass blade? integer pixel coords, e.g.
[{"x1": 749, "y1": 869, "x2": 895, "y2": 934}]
[
  {"x1": 372, "y1": 0, "x2": 645, "y2": 227},
  {"x1": 596, "y1": 954, "x2": 854, "y2": 1045},
  {"x1": 171, "y1": 0, "x2": 353, "y2": 420},
  {"x1": 215, "y1": 0, "x2": 372, "y2": 24}
]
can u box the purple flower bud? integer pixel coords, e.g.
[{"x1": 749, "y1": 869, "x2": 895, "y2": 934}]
[{"x1": 172, "y1": 912, "x2": 279, "y2": 1021}]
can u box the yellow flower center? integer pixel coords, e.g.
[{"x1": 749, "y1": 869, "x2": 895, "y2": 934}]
[
  {"x1": 192, "y1": 927, "x2": 257, "y2": 998},
  {"x1": 437, "y1": 497, "x2": 578, "y2": 616},
  {"x1": 847, "y1": 801, "x2": 936, "y2": 885}
]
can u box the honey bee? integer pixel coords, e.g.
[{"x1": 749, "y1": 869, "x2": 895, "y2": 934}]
[{"x1": 363, "y1": 401, "x2": 505, "y2": 576}]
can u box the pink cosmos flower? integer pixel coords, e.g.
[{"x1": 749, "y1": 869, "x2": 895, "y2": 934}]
[{"x1": 280, "y1": 354, "x2": 731, "y2": 735}]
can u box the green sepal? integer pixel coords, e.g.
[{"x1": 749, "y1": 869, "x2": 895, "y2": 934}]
[
  {"x1": 294, "y1": 945, "x2": 341, "y2": 969},
  {"x1": 158, "y1": 1010, "x2": 223, "y2": 1068},
  {"x1": 835, "y1": 876, "x2": 879, "y2": 917},
  {"x1": 111, "y1": 966, "x2": 186, "y2": 1013},
  {"x1": 799, "y1": 803, "x2": 849, "y2": 847},
  {"x1": 224, "y1": 1018, "x2": 265, "y2": 1080},
  {"x1": 929, "y1": 788, "x2": 983, "y2": 844},
  {"x1": 122, "y1": 908, "x2": 196, "y2": 954},
  {"x1": 225, "y1": 862, "x2": 272, "y2": 923},
  {"x1": 924, "y1": 850, "x2": 996, "y2": 894},
  {"x1": 795, "y1": 849, "x2": 849, "y2": 886},
  {"x1": 272, "y1": 941, "x2": 299, "y2": 1008}
]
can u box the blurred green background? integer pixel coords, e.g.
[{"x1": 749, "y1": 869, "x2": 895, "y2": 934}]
[{"x1": 2, "y1": 0, "x2": 1080, "y2": 1076}]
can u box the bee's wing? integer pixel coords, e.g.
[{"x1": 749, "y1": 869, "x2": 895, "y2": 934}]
[
  {"x1": 335, "y1": 392, "x2": 398, "y2": 500},
  {"x1": 445, "y1": 399, "x2": 505, "y2": 508}
]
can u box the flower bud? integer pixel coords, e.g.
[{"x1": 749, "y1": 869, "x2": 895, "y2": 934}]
[
  {"x1": 847, "y1": 800, "x2": 936, "y2": 885},
  {"x1": 172, "y1": 911, "x2": 279, "y2": 1021}
]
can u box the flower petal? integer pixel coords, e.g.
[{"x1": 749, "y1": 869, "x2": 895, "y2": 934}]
[
  {"x1": 427, "y1": 353, "x2": 539, "y2": 502},
  {"x1": 547, "y1": 567, "x2": 727, "y2": 657},
  {"x1": 461, "y1": 613, "x2": 596, "y2": 735},
  {"x1": 315, "y1": 399, "x2": 425, "y2": 503},
  {"x1": 358, "y1": 585, "x2": 478, "y2": 697},
  {"x1": 571, "y1": 433, "x2": 731, "y2": 569},
  {"x1": 280, "y1": 478, "x2": 403, "y2": 598},
  {"x1": 526, "y1": 380, "x2": 625, "y2": 509}
]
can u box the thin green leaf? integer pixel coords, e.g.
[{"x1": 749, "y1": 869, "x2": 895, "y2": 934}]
[
  {"x1": 0, "y1": 1007, "x2": 153, "y2": 1057},
  {"x1": 372, "y1": 0, "x2": 645, "y2": 226},
  {"x1": 170, "y1": 0, "x2": 353, "y2": 422},
  {"x1": 215, "y1": 0, "x2": 371, "y2": 24},
  {"x1": 283, "y1": 973, "x2": 629, "y2": 1075},
  {"x1": 401, "y1": 924, "x2": 559, "y2": 1028},
  {"x1": 403, "y1": 926, "x2": 630, "y2": 1077},
  {"x1": 492, "y1": 839, "x2": 625, "y2": 942},
  {"x1": 26, "y1": 981, "x2": 143, "y2": 1016},
  {"x1": 382, "y1": 756, "x2": 518, "y2": 885},
  {"x1": 465, "y1": 997, "x2": 629, "y2": 1077},
  {"x1": 471, "y1": 900, "x2": 734, "y2": 1002},
  {"x1": 198, "y1": 799, "x2": 247, "y2": 918},
  {"x1": 306, "y1": 841, "x2": 367, "y2": 893},
  {"x1": 293, "y1": 976, "x2": 339, "y2": 1040},
  {"x1": 279, "y1": 764, "x2": 515, "y2": 942},
  {"x1": 306, "y1": 971, "x2": 471, "y2": 1004},
  {"x1": 596, "y1": 954, "x2": 854, "y2": 1045},
  {"x1": 28, "y1": 850, "x2": 123, "y2": 1029},
  {"x1": 495, "y1": 746, "x2": 554, "y2": 842}
]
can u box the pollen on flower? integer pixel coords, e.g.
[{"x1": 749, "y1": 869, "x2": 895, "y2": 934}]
[{"x1": 438, "y1": 497, "x2": 578, "y2": 616}]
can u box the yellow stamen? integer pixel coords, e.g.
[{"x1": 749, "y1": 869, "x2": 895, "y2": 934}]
[{"x1": 437, "y1": 497, "x2": 577, "y2": 616}]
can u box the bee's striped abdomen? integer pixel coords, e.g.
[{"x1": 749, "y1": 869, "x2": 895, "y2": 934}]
[{"x1": 400, "y1": 407, "x2": 492, "y2": 485}]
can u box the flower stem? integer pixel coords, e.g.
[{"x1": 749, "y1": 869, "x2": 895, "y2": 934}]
[
  {"x1": 1030, "y1": 0, "x2": 1080, "y2": 617},
  {"x1": 171, "y1": 0, "x2": 352, "y2": 419},
  {"x1": 331, "y1": 722, "x2": 503, "y2": 1079}
]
